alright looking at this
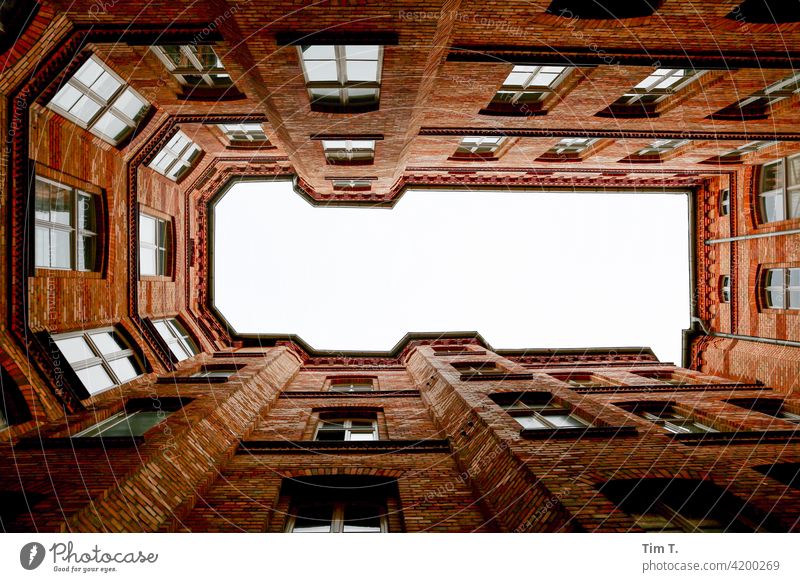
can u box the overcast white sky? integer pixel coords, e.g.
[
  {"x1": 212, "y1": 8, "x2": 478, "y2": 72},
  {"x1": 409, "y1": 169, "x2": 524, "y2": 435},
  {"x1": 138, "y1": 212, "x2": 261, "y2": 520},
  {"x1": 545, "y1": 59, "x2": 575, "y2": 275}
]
[{"x1": 213, "y1": 181, "x2": 690, "y2": 364}]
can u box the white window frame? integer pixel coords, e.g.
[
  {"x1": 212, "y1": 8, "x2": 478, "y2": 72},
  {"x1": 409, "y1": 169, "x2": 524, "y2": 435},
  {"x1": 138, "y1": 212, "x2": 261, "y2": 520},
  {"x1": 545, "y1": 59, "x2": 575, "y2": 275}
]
[
  {"x1": 314, "y1": 418, "x2": 379, "y2": 441},
  {"x1": 720, "y1": 275, "x2": 731, "y2": 303},
  {"x1": 191, "y1": 369, "x2": 236, "y2": 379},
  {"x1": 639, "y1": 409, "x2": 718, "y2": 434},
  {"x1": 499, "y1": 397, "x2": 589, "y2": 430},
  {"x1": 298, "y1": 45, "x2": 383, "y2": 108},
  {"x1": 34, "y1": 176, "x2": 98, "y2": 271},
  {"x1": 758, "y1": 154, "x2": 800, "y2": 223},
  {"x1": 331, "y1": 178, "x2": 373, "y2": 189},
  {"x1": 616, "y1": 68, "x2": 706, "y2": 105},
  {"x1": 151, "y1": 45, "x2": 232, "y2": 88},
  {"x1": 491, "y1": 65, "x2": 571, "y2": 104},
  {"x1": 321, "y1": 139, "x2": 375, "y2": 162},
  {"x1": 456, "y1": 136, "x2": 506, "y2": 155},
  {"x1": 286, "y1": 500, "x2": 388, "y2": 533},
  {"x1": 719, "y1": 140, "x2": 777, "y2": 160},
  {"x1": 138, "y1": 213, "x2": 169, "y2": 277},
  {"x1": 216, "y1": 123, "x2": 268, "y2": 143},
  {"x1": 719, "y1": 188, "x2": 730, "y2": 216},
  {"x1": 548, "y1": 137, "x2": 599, "y2": 155},
  {"x1": 153, "y1": 318, "x2": 198, "y2": 361},
  {"x1": 47, "y1": 54, "x2": 150, "y2": 145},
  {"x1": 53, "y1": 327, "x2": 141, "y2": 396},
  {"x1": 736, "y1": 72, "x2": 800, "y2": 111},
  {"x1": 149, "y1": 130, "x2": 202, "y2": 181},
  {"x1": 329, "y1": 379, "x2": 374, "y2": 392},
  {"x1": 635, "y1": 139, "x2": 689, "y2": 156},
  {"x1": 763, "y1": 267, "x2": 800, "y2": 309}
]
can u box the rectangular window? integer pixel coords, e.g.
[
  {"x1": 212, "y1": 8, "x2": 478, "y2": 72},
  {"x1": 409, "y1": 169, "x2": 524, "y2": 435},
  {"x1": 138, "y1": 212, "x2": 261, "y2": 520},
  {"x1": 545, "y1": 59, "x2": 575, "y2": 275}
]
[
  {"x1": 53, "y1": 328, "x2": 141, "y2": 396},
  {"x1": 452, "y1": 362, "x2": 503, "y2": 376},
  {"x1": 718, "y1": 140, "x2": 777, "y2": 161},
  {"x1": 763, "y1": 267, "x2": 800, "y2": 309},
  {"x1": 299, "y1": 45, "x2": 382, "y2": 111},
  {"x1": 455, "y1": 136, "x2": 505, "y2": 156},
  {"x1": 217, "y1": 123, "x2": 268, "y2": 143},
  {"x1": 485, "y1": 65, "x2": 571, "y2": 113},
  {"x1": 634, "y1": 139, "x2": 690, "y2": 157},
  {"x1": 153, "y1": 318, "x2": 198, "y2": 361},
  {"x1": 138, "y1": 213, "x2": 169, "y2": 277},
  {"x1": 191, "y1": 369, "x2": 236, "y2": 379},
  {"x1": 727, "y1": 398, "x2": 800, "y2": 424},
  {"x1": 615, "y1": 69, "x2": 706, "y2": 106},
  {"x1": 492, "y1": 392, "x2": 588, "y2": 430},
  {"x1": 625, "y1": 403, "x2": 717, "y2": 434},
  {"x1": 331, "y1": 178, "x2": 373, "y2": 191},
  {"x1": 758, "y1": 155, "x2": 800, "y2": 223},
  {"x1": 720, "y1": 275, "x2": 731, "y2": 303},
  {"x1": 719, "y1": 189, "x2": 730, "y2": 216},
  {"x1": 329, "y1": 378, "x2": 374, "y2": 392},
  {"x1": 149, "y1": 131, "x2": 202, "y2": 181},
  {"x1": 321, "y1": 139, "x2": 375, "y2": 163},
  {"x1": 73, "y1": 398, "x2": 187, "y2": 438},
  {"x1": 47, "y1": 55, "x2": 150, "y2": 145},
  {"x1": 151, "y1": 45, "x2": 232, "y2": 88},
  {"x1": 34, "y1": 176, "x2": 98, "y2": 271},
  {"x1": 315, "y1": 418, "x2": 378, "y2": 441},
  {"x1": 546, "y1": 137, "x2": 599, "y2": 156},
  {"x1": 725, "y1": 72, "x2": 800, "y2": 117}
]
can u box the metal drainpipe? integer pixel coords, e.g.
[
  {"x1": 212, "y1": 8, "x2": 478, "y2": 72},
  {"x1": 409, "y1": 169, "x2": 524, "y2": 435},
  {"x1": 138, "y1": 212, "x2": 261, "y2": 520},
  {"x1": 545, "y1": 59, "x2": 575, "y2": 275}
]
[
  {"x1": 709, "y1": 332, "x2": 800, "y2": 349},
  {"x1": 704, "y1": 228, "x2": 800, "y2": 245}
]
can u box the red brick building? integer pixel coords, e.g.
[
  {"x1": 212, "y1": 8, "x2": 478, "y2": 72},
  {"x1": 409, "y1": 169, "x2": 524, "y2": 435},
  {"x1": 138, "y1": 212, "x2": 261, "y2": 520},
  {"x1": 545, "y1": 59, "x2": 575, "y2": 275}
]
[{"x1": 0, "y1": 0, "x2": 798, "y2": 532}]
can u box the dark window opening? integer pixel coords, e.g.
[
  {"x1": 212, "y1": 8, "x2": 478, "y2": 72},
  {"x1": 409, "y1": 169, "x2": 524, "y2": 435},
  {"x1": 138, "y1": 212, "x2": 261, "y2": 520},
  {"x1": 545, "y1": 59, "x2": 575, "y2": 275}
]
[
  {"x1": 754, "y1": 463, "x2": 800, "y2": 489},
  {"x1": 0, "y1": 365, "x2": 30, "y2": 428},
  {"x1": 727, "y1": 1, "x2": 800, "y2": 24},
  {"x1": 726, "y1": 398, "x2": 800, "y2": 424},
  {"x1": 0, "y1": 492, "x2": 46, "y2": 532},
  {"x1": 546, "y1": 0, "x2": 664, "y2": 19},
  {"x1": 72, "y1": 397, "x2": 190, "y2": 438}
]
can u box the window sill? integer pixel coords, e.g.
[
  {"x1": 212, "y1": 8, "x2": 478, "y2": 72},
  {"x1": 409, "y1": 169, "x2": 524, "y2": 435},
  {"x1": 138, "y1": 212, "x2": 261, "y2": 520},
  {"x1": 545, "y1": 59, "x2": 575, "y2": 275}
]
[
  {"x1": 140, "y1": 275, "x2": 173, "y2": 283},
  {"x1": 673, "y1": 429, "x2": 800, "y2": 446},
  {"x1": 520, "y1": 425, "x2": 638, "y2": 440},
  {"x1": 448, "y1": 155, "x2": 500, "y2": 162},
  {"x1": 281, "y1": 390, "x2": 421, "y2": 398},
  {"x1": 17, "y1": 435, "x2": 145, "y2": 449},
  {"x1": 459, "y1": 372, "x2": 533, "y2": 382},
  {"x1": 156, "y1": 376, "x2": 232, "y2": 384},
  {"x1": 33, "y1": 268, "x2": 103, "y2": 279},
  {"x1": 238, "y1": 439, "x2": 450, "y2": 454}
]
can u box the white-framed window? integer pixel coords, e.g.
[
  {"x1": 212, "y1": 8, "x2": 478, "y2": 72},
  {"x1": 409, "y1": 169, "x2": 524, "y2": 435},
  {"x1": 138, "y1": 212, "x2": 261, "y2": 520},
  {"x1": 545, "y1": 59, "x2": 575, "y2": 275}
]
[
  {"x1": 636, "y1": 406, "x2": 717, "y2": 434},
  {"x1": 191, "y1": 370, "x2": 235, "y2": 379},
  {"x1": 733, "y1": 72, "x2": 800, "y2": 113},
  {"x1": 298, "y1": 45, "x2": 382, "y2": 109},
  {"x1": 321, "y1": 139, "x2": 375, "y2": 163},
  {"x1": 34, "y1": 176, "x2": 98, "y2": 271},
  {"x1": 720, "y1": 275, "x2": 731, "y2": 303},
  {"x1": 490, "y1": 65, "x2": 571, "y2": 105},
  {"x1": 216, "y1": 123, "x2": 268, "y2": 143},
  {"x1": 453, "y1": 362, "x2": 502, "y2": 375},
  {"x1": 315, "y1": 418, "x2": 378, "y2": 441},
  {"x1": 757, "y1": 154, "x2": 800, "y2": 223},
  {"x1": 53, "y1": 328, "x2": 141, "y2": 396},
  {"x1": 329, "y1": 378, "x2": 374, "y2": 392},
  {"x1": 149, "y1": 131, "x2": 202, "y2": 181},
  {"x1": 763, "y1": 267, "x2": 800, "y2": 309},
  {"x1": 495, "y1": 393, "x2": 588, "y2": 430},
  {"x1": 151, "y1": 45, "x2": 232, "y2": 88},
  {"x1": 455, "y1": 136, "x2": 506, "y2": 156},
  {"x1": 719, "y1": 188, "x2": 730, "y2": 216},
  {"x1": 634, "y1": 139, "x2": 689, "y2": 156},
  {"x1": 546, "y1": 137, "x2": 599, "y2": 155},
  {"x1": 615, "y1": 69, "x2": 706, "y2": 106},
  {"x1": 718, "y1": 140, "x2": 777, "y2": 160},
  {"x1": 287, "y1": 500, "x2": 387, "y2": 533},
  {"x1": 153, "y1": 318, "x2": 198, "y2": 361},
  {"x1": 331, "y1": 178, "x2": 373, "y2": 190},
  {"x1": 73, "y1": 399, "x2": 185, "y2": 438},
  {"x1": 47, "y1": 55, "x2": 150, "y2": 145},
  {"x1": 138, "y1": 213, "x2": 169, "y2": 277}
]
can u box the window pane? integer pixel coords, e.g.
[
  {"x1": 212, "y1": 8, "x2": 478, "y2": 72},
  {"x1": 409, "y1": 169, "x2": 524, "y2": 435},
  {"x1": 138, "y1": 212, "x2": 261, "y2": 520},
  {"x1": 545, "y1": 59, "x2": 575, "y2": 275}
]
[
  {"x1": 55, "y1": 336, "x2": 94, "y2": 363},
  {"x1": 74, "y1": 58, "x2": 104, "y2": 87},
  {"x1": 167, "y1": 342, "x2": 192, "y2": 362},
  {"x1": 346, "y1": 59, "x2": 378, "y2": 82},
  {"x1": 114, "y1": 88, "x2": 148, "y2": 120},
  {"x1": 547, "y1": 414, "x2": 586, "y2": 428},
  {"x1": 316, "y1": 429, "x2": 346, "y2": 440},
  {"x1": 139, "y1": 247, "x2": 156, "y2": 276},
  {"x1": 51, "y1": 84, "x2": 83, "y2": 112},
  {"x1": 789, "y1": 190, "x2": 800, "y2": 219},
  {"x1": 346, "y1": 88, "x2": 378, "y2": 104},
  {"x1": 760, "y1": 161, "x2": 784, "y2": 192},
  {"x1": 77, "y1": 193, "x2": 96, "y2": 232},
  {"x1": 516, "y1": 415, "x2": 547, "y2": 430},
  {"x1": 309, "y1": 87, "x2": 340, "y2": 103},
  {"x1": 70, "y1": 95, "x2": 103, "y2": 124},
  {"x1": 761, "y1": 192, "x2": 785, "y2": 222},
  {"x1": 305, "y1": 59, "x2": 338, "y2": 82},
  {"x1": 49, "y1": 184, "x2": 72, "y2": 225},
  {"x1": 108, "y1": 357, "x2": 138, "y2": 384},
  {"x1": 90, "y1": 332, "x2": 124, "y2": 355},
  {"x1": 76, "y1": 365, "x2": 115, "y2": 394},
  {"x1": 77, "y1": 235, "x2": 96, "y2": 271},
  {"x1": 344, "y1": 45, "x2": 379, "y2": 60},
  {"x1": 342, "y1": 504, "x2": 382, "y2": 532},
  {"x1": 51, "y1": 229, "x2": 72, "y2": 268},
  {"x1": 92, "y1": 111, "x2": 128, "y2": 141},
  {"x1": 91, "y1": 71, "x2": 122, "y2": 101},
  {"x1": 35, "y1": 226, "x2": 50, "y2": 267},
  {"x1": 291, "y1": 504, "x2": 334, "y2": 533},
  {"x1": 140, "y1": 214, "x2": 156, "y2": 244},
  {"x1": 301, "y1": 45, "x2": 336, "y2": 60}
]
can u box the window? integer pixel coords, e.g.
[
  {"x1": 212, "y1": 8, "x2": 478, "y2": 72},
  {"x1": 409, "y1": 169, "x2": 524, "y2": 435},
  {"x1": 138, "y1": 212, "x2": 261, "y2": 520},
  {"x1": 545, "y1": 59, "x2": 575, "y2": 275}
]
[
  {"x1": 282, "y1": 476, "x2": 397, "y2": 533},
  {"x1": 53, "y1": 328, "x2": 141, "y2": 396},
  {"x1": 138, "y1": 213, "x2": 169, "y2": 277},
  {"x1": 484, "y1": 65, "x2": 571, "y2": 114},
  {"x1": 321, "y1": 139, "x2": 375, "y2": 163},
  {"x1": 613, "y1": 69, "x2": 705, "y2": 107},
  {"x1": 719, "y1": 189, "x2": 730, "y2": 216},
  {"x1": 153, "y1": 318, "x2": 198, "y2": 361},
  {"x1": 623, "y1": 402, "x2": 717, "y2": 434},
  {"x1": 762, "y1": 268, "x2": 800, "y2": 309},
  {"x1": 718, "y1": 140, "x2": 777, "y2": 161},
  {"x1": 757, "y1": 155, "x2": 800, "y2": 223},
  {"x1": 754, "y1": 463, "x2": 800, "y2": 489},
  {"x1": 713, "y1": 72, "x2": 800, "y2": 119},
  {"x1": 727, "y1": 398, "x2": 800, "y2": 424},
  {"x1": 216, "y1": 123, "x2": 268, "y2": 143},
  {"x1": 34, "y1": 176, "x2": 98, "y2": 271},
  {"x1": 329, "y1": 378, "x2": 374, "y2": 392},
  {"x1": 546, "y1": 0, "x2": 664, "y2": 19},
  {"x1": 452, "y1": 361, "x2": 502, "y2": 375},
  {"x1": 47, "y1": 55, "x2": 150, "y2": 145},
  {"x1": 73, "y1": 398, "x2": 187, "y2": 438},
  {"x1": 298, "y1": 45, "x2": 382, "y2": 111},
  {"x1": 151, "y1": 45, "x2": 232, "y2": 88},
  {"x1": 544, "y1": 137, "x2": 599, "y2": 156},
  {"x1": 720, "y1": 275, "x2": 731, "y2": 303},
  {"x1": 552, "y1": 374, "x2": 604, "y2": 388},
  {"x1": 149, "y1": 131, "x2": 202, "y2": 181},
  {"x1": 633, "y1": 139, "x2": 689, "y2": 157},
  {"x1": 191, "y1": 370, "x2": 236, "y2": 379},
  {"x1": 0, "y1": 366, "x2": 30, "y2": 430},
  {"x1": 455, "y1": 136, "x2": 505, "y2": 157},
  {"x1": 315, "y1": 417, "x2": 378, "y2": 441},
  {"x1": 331, "y1": 178, "x2": 372, "y2": 191},
  {"x1": 600, "y1": 479, "x2": 764, "y2": 532},
  {"x1": 728, "y1": 0, "x2": 800, "y2": 23},
  {"x1": 491, "y1": 392, "x2": 589, "y2": 430}
]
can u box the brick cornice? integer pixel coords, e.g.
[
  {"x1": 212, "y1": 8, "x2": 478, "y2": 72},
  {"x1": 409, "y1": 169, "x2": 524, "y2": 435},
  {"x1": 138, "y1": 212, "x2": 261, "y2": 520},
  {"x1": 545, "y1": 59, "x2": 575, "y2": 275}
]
[{"x1": 419, "y1": 127, "x2": 800, "y2": 141}]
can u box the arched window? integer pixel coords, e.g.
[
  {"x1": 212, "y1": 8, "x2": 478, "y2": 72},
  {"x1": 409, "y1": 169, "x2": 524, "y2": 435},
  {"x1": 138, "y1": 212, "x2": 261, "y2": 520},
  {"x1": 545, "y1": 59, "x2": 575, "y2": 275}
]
[
  {"x1": 762, "y1": 268, "x2": 800, "y2": 310},
  {"x1": 600, "y1": 479, "x2": 769, "y2": 532},
  {"x1": 757, "y1": 155, "x2": 800, "y2": 223}
]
